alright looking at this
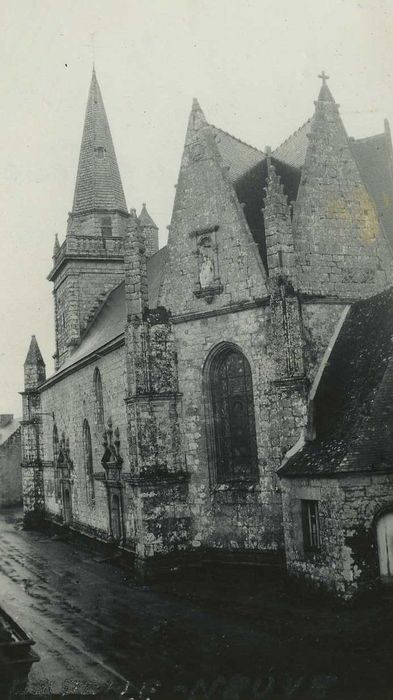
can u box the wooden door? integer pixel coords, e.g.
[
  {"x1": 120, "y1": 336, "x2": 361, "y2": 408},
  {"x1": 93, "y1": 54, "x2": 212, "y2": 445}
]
[
  {"x1": 111, "y1": 494, "x2": 122, "y2": 541},
  {"x1": 63, "y1": 487, "x2": 72, "y2": 525},
  {"x1": 377, "y1": 512, "x2": 393, "y2": 582}
]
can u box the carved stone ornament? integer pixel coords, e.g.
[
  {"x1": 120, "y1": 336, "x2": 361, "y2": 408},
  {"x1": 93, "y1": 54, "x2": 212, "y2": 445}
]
[
  {"x1": 57, "y1": 432, "x2": 74, "y2": 477},
  {"x1": 193, "y1": 231, "x2": 223, "y2": 304},
  {"x1": 102, "y1": 418, "x2": 123, "y2": 477}
]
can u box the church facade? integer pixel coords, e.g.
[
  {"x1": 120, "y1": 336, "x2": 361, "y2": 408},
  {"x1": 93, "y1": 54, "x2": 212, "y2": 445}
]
[{"x1": 21, "y1": 70, "x2": 393, "y2": 598}]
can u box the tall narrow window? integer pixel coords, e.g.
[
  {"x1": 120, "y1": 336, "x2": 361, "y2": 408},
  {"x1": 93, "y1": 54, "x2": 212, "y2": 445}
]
[
  {"x1": 93, "y1": 367, "x2": 104, "y2": 431},
  {"x1": 82, "y1": 419, "x2": 95, "y2": 503},
  {"x1": 302, "y1": 500, "x2": 321, "y2": 551},
  {"x1": 206, "y1": 345, "x2": 258, "y2": 484},
  {"x1": 53, "y1": 423, "x2": 61, "y2": 501}
]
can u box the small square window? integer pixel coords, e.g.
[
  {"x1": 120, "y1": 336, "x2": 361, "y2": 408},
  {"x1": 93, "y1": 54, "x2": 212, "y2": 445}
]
[
  {"x1": 95, "y1": 146, "x2": 106, "y2": 159},
  {"x1": 302, "y1": 500, "x2": 321, "y2": 551}
]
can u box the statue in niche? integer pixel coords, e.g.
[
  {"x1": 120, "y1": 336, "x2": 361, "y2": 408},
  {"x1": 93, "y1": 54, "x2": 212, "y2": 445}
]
[{"x1": 198, "y1": 236, "x2": 215, "y2": 288}]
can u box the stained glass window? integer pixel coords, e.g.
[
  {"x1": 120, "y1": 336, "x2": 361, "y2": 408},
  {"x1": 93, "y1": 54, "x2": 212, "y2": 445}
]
[
  {"x1": 83, "y1": 419, "x2": 95, "y2": 503},
  {"x1": 210, "y1": 348, "x2": 258, "y2": 484}
]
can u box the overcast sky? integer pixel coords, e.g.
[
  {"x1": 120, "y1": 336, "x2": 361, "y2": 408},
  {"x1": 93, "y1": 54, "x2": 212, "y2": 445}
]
[{"x1": 1, "y1": 0, "x2": 393, "y2": 415}]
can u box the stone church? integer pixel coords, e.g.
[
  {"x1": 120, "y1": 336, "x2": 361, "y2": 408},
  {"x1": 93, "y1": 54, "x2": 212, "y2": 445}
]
[{"x1": 21, "y1": 69, "x2": 393, "y2": 598}]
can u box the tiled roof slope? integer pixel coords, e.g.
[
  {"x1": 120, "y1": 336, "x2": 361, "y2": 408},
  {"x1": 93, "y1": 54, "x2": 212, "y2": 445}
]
[
  {"x1": 280, "y1": 287, "x2": 393, "y2": 477},
  {"x1": 272, "y1": 118, "x2": 313, "y2": 168},
  {"x1": 72, "y1": 69, "x2": 128, "y2": 215},
  {"x1": 350, "y1": 133, "x2": 393, "y2": 247},
  {"x1": 55, "y1": 247, "x2": 168, "y2": 374},
  {"x1": 0, "y1": 418, "x2": 21, "y2": 447},
  {"x1": 210, "y1": 126, "x2": 265, "y2": 181},
  {"x1": 209, "y1": 124, "x2": 302, "y2": 269}
]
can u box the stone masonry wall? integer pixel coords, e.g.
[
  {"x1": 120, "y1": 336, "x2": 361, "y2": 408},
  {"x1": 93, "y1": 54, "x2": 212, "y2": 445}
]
[
  {"x1": 54, "y1": 258, "x2": 124, "y2": 367},
  {"x1": 173, "y1": 306, "x2": 287, "y2": 552},
  {"x1": 281, "y1": 473, "x2": 393, "y2": 598},
  {"x1": 39, "y1": 345, "x2": 130, "y2": 542},
  {"x1": 301, "y1": 302, "x2": 348, "y2": 384},
  {"x1": 0, "y1": 428, "x2": 22, "y2": 507}
]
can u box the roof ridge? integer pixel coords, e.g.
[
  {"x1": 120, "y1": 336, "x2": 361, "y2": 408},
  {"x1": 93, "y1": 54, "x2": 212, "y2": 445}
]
[
  {"x1": 351, "y1": 132, "x2": 385, "y2": 144},
  {"x1": 272, "y1": 117, "x2": 312, "y2": 154},
  {"x1": 209, "y1": 124, "x2": 266, "y2": 157}
]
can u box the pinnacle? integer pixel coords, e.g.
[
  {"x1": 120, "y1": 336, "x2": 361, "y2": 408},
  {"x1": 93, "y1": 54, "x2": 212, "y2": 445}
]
[
  {"x1": 318, "y1": 82, "x2": 335, "y2": 103},
  {"x1": 53, "y1": 233, "x2": 60, "y2": 257},
  {"x1": 189, "y1": 97, "x2": 208, "y2": 130},
  {"x1": 24, "y1": 335, "x2": 45, "y2": 366},
  {"x1": 139, "y1": 203, "x2": 158, "y2": 229},
  {"x1": 71, "y1": 70, "x2": 127, "y2": 215}
]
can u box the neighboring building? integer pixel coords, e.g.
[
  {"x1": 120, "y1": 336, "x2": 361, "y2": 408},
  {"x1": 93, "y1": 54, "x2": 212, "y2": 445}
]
[
  {"x1": 0, "y1": 415, "x2": 22, "y2": 507},
  {"x1": 21, "y1": 69, "x2": 393, "y2": 597}
]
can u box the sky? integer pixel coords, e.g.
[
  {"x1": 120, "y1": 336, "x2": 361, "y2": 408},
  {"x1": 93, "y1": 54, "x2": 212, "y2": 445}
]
[{"x1": 1, "y1": 0, "x2": 393, "y2": 415}]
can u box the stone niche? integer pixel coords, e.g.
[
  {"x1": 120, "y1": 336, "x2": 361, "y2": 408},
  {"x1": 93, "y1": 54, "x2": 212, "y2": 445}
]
[{"x1": 191, "y1": 225, "x2": 223, "y2": 304}]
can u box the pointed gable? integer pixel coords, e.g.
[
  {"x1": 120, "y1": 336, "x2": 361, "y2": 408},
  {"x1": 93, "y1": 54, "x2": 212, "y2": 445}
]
[
  {"x1": 72, "y1": 69, "x2": 127, "y2": 215},
  {"x1": 292, "y1": 78, "x2": 393, "y2": 299},
  {"x1": 159, "y1": 99, "x2": 267, "y2": 314}
]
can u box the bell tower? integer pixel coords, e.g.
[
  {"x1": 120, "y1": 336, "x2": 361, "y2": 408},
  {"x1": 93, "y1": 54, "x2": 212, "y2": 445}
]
[{"x1": 49, "y1": 68, "x2": 129, "y2": 369}]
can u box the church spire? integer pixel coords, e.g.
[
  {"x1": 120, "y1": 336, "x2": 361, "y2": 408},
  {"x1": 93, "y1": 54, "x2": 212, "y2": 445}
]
[{"x1": 72, "y1": 68, "x2": 127, "y2": 215}]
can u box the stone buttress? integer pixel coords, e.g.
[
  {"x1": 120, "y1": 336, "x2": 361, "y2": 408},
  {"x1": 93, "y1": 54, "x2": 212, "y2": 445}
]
[
  {"x1": 124, "y1": 211, "x2": 190, "y2": 569},
  {"x1": 263, "y1": 152, "x2": 308, "y2": 465}
]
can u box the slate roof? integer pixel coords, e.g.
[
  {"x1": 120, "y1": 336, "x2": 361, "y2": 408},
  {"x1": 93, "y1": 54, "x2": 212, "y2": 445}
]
[
  {"x1": 211, "y1": 126, "x2": 266, "y2": 181},
  {"x1": 56, "y1": 247, "x2": 168, "y2": 374},
  {"x1": 280, "y1": 287, "x2": 393, "y2": 477},
  {"x1": 72, "y1": 69, "x2": 128, "y2": 215},
  {"x1": 272, "y1": 119, "x2": 313, "y2": 168},
  {"x1": 349, "y1": 133, "x2": 393, "y2": 247},
  {"x1": 0, "y1": 418, "x2": 21, "y2": 447},
  {"x1": 210, "y1": 124, "x2": 302, "y2": 268}
]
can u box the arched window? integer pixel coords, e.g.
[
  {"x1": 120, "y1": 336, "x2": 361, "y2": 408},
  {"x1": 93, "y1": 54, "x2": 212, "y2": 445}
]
[
  {"x1": 82, "y1": 419, "x2": 95, "y2": 503},
  {"x1": 53, "y1": 423, "x2": 61, "y2": 500},
  {"x1": 93, "y1": 367, "x2": 104, "y2": 430},
  {"x1": 205, "y1": 344, "x2": 258, "y2": 485}
]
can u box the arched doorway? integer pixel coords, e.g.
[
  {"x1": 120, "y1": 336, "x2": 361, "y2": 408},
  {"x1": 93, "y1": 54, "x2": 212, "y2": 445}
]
[
  {"x1": 63, "y1": 487, "x2": 72, "y2": 525},
  {"x1": 377, "y1": 511, "x2": 393, "y2": 583},
  {"x1": 111, "y1": 494, "x2": 122, "y2": 541}
]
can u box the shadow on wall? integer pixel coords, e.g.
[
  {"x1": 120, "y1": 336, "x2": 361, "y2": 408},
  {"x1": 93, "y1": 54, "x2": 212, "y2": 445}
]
[{"x1": 0, "y1": 415, "x2": 22, "y2": 508}]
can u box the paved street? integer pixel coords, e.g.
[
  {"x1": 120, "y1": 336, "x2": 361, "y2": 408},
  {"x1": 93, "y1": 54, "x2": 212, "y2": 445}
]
[
  {"x1": 0, "y1": 508, "x2": 289, "y2": 698},
  {"x1": 0, "y1": 508, "x2": 392, "y2": 699}
]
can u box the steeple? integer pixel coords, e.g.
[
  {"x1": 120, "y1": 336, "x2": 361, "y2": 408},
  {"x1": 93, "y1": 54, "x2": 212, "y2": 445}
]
[
  {"x1": 72, "y1": 68, "x2": 127, "y2": 216},
  {"x1": 50, "y1": 69, "x2": 130, "y2": 369}
]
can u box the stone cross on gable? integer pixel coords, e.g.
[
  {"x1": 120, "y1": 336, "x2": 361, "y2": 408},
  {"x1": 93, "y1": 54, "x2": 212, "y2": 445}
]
[{"x1": 318, "y1": 71, "x2": 330, "y2": 85}]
